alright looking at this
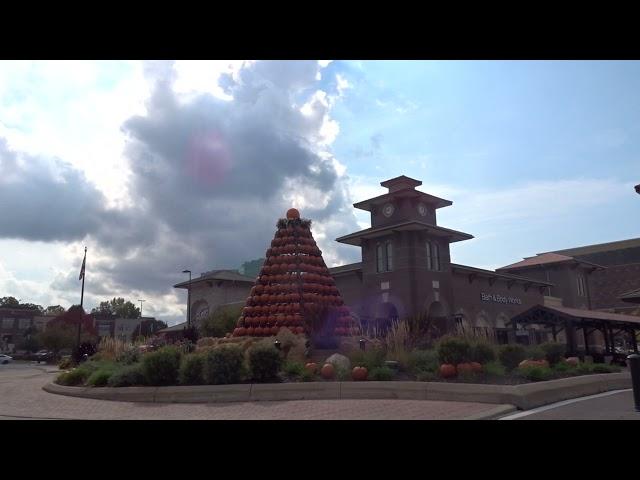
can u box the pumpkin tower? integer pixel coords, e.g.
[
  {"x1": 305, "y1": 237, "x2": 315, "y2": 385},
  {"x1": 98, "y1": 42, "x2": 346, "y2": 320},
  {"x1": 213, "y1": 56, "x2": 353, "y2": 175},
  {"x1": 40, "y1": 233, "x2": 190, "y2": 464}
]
[{"x1": 232, "y1": 209, "x2": 357, "y2": 338}]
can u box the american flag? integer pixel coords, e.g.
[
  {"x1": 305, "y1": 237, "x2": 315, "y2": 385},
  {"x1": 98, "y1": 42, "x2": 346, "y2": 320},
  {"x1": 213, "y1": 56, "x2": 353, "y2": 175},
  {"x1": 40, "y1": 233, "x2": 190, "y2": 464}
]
[{"x1": 79, "y1": 248, "x2": 86, "y2": 281}]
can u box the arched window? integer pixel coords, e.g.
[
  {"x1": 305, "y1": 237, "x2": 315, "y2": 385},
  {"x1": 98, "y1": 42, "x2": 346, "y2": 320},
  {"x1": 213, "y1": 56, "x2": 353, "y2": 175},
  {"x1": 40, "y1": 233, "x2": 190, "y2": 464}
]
[
  {"x1": 426, "y1": 241, "x2": 432, "y2": 270},
  {"x1": 376, "y1": 243, "x2": 384, "y2": 273}
]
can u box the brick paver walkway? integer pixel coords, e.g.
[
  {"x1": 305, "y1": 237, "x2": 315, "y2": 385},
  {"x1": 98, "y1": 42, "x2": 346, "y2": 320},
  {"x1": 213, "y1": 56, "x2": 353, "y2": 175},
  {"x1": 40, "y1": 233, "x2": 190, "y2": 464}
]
[{"x1": 0, "y1": 363, "x2": 504, "y2": 420}]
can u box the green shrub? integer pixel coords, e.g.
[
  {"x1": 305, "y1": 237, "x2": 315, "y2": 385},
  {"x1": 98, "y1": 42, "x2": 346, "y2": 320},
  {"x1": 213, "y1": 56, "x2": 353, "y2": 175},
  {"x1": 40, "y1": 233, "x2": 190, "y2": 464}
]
[
  {"x1": 552, "y1": 361, "x2": 575, "y2": 374},
  {"x1": 526, "y1": 345, "x2": 546, "y2": 361},
  {"x1": 336, "y1": 366, "x2": 351, "y2": 381},
  {"x1": 437, "y1": 336, "x2": 471, "y2": 365},
  {"x1": 416, "y1": 370, "x2": 438, "y2": 382},
  {"x1": 539, "y1": 342, "x2": 566, "y2": 365},
  {"x1": 517, "y1": 365, "x2": 554, "y2": 382},
  {"x1": 107, "y1": 364, "x2": 145, "y2": 387},
  {"x1": 483, "y1": 361, "x2": 506, "y2": 377},
  {"x1": 179, "y1": 353, "x2": 205, "y2": 385},
  {"x1": 591, "y1": 363, "x2": 621, "y2": 374},
  {"x1": 282, "y1": 361, "x2": 305, "y2": 377},
  {"x1": 116, "y1": 348, "x2": 140, "y2": 365},
  {"x1": 141, "y1": 346, "x2": 182, "y2": 386},
  {"x1": 202, "y1": 345, "x2": 244, "y2": 385},
  {"x1": 300, "y1": 369, "x2": 316, "y2": 382},
  {"x1": 469, "y1": 341, "x2": 496, "y2": 364},
  {"x1": 87, "y1": 366, "x2": 118, "y2": 387},
  {"x1": 498, "y1": 344, "x2": 527, "y2": 372},
  {"x1": 349, "y1": 348, "x2": 386, "y2": 371},
  {"x1": 56, "y1": 368, "x2": 89, "y2": 386},
  {"x1": 248, "y1": 343, "x2": 282, "y2": 382},
  {"x1": 57, "y1": 356, "x2": 75, "y2": 370},
  {"x1": 457, "y1": 370, "x2": 481, "y2": 383},
  {"x1": 199, "y1": 305, "x2": 242, "y2": 338},
  {"x1": 369, "y1": 366, "x2": 394, "y2": 381},
  {"x1": 407, "y1": 349, "x2": 439, "y2": 374}
]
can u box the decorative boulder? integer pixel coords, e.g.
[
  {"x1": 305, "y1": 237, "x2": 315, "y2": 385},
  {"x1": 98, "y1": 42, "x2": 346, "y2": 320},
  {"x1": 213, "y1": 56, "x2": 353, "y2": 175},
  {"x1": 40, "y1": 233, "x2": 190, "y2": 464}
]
[{"x1": 325, "y1": 353, "x2": 351, "y2": 371}]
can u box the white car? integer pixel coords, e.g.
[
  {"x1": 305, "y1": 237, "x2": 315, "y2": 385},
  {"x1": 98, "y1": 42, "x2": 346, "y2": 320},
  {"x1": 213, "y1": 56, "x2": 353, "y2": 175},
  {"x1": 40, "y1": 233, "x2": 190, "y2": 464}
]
[{"x1": 0, "y1": 354, "x2": 13, "y2": 364}]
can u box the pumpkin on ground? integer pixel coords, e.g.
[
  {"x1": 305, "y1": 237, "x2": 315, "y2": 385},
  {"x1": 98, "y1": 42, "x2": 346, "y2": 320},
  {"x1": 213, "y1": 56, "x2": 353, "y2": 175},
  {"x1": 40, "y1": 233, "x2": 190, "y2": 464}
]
[
  {"x1": 305, "y1": 362, "x2": 318, "y2": 374},
  {"x1": 565, "y1": 357, "x2": 579, "y2": 366},
  {"x1": 439, "y1": 364, "x2": 457, "y2": 378},
  {"x1": 456, "y1": 362, "x2": 474, "y2": 375},
  {"x1": 519, "y1": 359, "x2": 550, "y2": 369},
  {"x1": 352, "y1": 366, "x2": 368, "y2": 381},
  {"x1": 320, "y1": 363, "x2": 335, "y2": 379},
  {"x1": 470, "y1": 362, "x2": 483, "y2": 373}
]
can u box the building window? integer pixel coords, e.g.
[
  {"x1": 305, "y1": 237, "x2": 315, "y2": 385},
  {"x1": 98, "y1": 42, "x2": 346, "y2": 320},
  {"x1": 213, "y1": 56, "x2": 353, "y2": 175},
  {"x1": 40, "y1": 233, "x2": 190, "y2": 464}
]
[
  {"x1": 577, "y1": 274, "x2": 586, "y2": 297},
  {"x1": 2, "y1": 318, "x2": 15, "y2": 330},
  {"x1": 433, "y1": 242, "x2": 440, "y2": 271},
  {"x1": 19, "y1": 319, "x2": 31, "y2": 330},
  {"x1": 426, "y1": 241, "x2": 432, "y2": 270},
  {"x1": 376, "y1": 241, "x2": 393, "y2": 273}
]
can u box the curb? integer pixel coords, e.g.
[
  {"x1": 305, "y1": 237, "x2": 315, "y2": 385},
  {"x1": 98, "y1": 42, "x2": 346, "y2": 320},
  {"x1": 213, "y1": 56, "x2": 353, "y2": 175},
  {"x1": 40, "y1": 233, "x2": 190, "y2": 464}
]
[
  {"x1": 43, "y1": 372, "x2": 631, "y2": 410},
  {"x1": 462, "y1": 404, "x2": 518, "y2": 420}
]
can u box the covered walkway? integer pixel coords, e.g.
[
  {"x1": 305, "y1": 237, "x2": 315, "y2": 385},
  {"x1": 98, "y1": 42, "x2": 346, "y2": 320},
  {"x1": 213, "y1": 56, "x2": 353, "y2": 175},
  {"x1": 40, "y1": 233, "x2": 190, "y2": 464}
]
[{"x1": 509, "y1": 304, "x2": 640, "y2": 357}]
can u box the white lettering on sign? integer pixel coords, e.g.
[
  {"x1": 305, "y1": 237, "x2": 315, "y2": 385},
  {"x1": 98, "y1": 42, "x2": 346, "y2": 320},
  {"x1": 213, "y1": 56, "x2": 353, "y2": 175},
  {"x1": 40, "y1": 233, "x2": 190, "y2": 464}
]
[{"x1": 481, "y1": 293, "x2": 522, "y2": 305}]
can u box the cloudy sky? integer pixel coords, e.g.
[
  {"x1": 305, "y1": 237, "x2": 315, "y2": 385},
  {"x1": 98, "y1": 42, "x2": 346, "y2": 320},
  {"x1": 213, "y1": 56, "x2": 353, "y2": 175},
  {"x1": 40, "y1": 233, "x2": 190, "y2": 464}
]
[{"x1": 1, "y1": 60, "x2": 639, "y2": 325}]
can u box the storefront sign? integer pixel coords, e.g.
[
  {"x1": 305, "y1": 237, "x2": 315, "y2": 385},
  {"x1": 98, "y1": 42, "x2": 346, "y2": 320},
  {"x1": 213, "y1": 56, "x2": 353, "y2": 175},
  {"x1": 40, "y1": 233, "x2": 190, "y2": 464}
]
[{"x1": 481, "y1": 293, "x2": 522, "y2": 305}]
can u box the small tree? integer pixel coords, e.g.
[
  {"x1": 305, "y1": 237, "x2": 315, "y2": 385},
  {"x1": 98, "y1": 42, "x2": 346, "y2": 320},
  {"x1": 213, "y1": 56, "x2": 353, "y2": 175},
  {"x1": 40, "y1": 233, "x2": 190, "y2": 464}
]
[
  {"x1": 131, "y1": 319, "x2": 168, "y2": 341},
  {"x1": 37, "y1": 324, "x2": 76, "y2": 359},
  {"x1": 199, "y1": 306, "x2": 242, "y2": 338}
]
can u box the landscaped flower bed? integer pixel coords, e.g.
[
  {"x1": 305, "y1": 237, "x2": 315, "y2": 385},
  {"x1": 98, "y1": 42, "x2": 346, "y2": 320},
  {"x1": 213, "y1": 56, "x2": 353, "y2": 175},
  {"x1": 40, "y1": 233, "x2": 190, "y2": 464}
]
[{"x1": 54, "y1": 329, "x2": 624, "y2": 389}]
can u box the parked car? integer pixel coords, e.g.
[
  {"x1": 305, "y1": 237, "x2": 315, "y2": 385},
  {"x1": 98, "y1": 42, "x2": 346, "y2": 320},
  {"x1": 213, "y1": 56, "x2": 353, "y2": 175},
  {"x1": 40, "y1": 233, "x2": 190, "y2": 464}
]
[
  {"x1": 0, "y1": 354, "x2": 13, "y2": 364},
  {"x1": 33, "y1": 350, "x2": 53, "y2": 363}
]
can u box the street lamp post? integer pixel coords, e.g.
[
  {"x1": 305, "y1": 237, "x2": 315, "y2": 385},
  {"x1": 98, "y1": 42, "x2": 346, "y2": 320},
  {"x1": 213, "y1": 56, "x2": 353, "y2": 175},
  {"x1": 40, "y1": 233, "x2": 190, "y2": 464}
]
[{"x1": 182, "y1": 270, "x2": 192, "y2": 328}]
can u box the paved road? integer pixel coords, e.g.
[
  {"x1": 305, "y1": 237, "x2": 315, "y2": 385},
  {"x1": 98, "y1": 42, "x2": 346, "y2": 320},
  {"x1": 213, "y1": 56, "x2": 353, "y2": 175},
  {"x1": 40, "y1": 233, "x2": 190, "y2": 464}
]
[
  {"x1": 500, "y1": 389, "x2": 640, "y2": 420},
  {"x1": 0, "y1": 362, "x2": 505, "y2": 420}
]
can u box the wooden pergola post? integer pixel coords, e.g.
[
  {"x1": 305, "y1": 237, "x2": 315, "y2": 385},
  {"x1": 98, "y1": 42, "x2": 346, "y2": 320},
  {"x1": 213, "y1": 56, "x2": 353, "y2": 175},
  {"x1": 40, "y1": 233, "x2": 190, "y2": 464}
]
[
  {"x1": 583, "y1": 325, "x2": 590, "y2": 356},
  {"x1": 630, "y1": 328, "x2": 639, "y2": 354},
  {"x1": 602, "y1": 322, "x2": 611, "y2": 354}
]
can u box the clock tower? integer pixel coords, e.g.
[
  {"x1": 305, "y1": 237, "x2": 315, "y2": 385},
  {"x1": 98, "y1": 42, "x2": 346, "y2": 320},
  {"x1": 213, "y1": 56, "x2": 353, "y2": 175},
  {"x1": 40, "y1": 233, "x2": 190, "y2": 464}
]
[{"x1": 336, "y1": 175, "x2": 473, "y2": 333}]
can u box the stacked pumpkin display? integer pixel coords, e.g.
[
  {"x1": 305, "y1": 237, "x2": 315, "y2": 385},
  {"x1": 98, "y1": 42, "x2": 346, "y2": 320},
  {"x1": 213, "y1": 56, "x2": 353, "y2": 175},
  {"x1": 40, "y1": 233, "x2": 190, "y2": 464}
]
[{"x1": 232, "y1": 208, "x2": 358, "y2": 338}]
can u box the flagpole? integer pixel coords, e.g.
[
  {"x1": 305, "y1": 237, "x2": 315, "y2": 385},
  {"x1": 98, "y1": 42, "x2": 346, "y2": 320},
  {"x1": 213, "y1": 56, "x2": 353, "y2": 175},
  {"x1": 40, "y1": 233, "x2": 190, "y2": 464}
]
[{"x1": 77, "y1": 246, "x2": 87, "y2": 351}]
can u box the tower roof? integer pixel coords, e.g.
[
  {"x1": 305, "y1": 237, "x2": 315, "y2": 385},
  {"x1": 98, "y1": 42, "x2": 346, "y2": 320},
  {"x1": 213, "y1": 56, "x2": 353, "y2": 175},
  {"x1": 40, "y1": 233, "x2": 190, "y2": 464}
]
[
  {"x1": 353, "y1": 175, "x2": 452, "y2": 212},
  {"x1": 380, "y1": 175, "x2": 422, "y2": 192}
]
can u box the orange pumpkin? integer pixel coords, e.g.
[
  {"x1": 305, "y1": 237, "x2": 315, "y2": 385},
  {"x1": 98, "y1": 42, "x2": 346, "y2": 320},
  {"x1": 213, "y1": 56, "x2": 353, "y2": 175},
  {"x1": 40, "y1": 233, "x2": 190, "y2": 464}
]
[
  {"x1": 352, "y1": 366, "x2": 368, "y2": 381},
  {"x1": 246, "y1": 327, "x2": 255, "y2": 336},
  {"x1": 565, "y1": 357, "x2": 579, "y2": 366},
  {"x1": 470, "y1": 362, "x2": 483, "y2": 373},
  {"x1": 457, "y1": 362, "x2": 474, "y2": 375},
  {"x1": 440, "y1": 364, "x2": 457, "y2": 378},
  {"x1": 320, "y1": 363, "x2": 335, "y2": 379},
  {"x1": 305, "y1": 362, "x2": 318, "y2": 374},
  {"x1": 270, "y1": 326, "x2": 279, "y2": 335},
  {"x1": 295, "y1": 326, "x2": 304, "y2": 334},
  {"x1": 237, "y1": 327, "x2": 246, "y2": 337}
]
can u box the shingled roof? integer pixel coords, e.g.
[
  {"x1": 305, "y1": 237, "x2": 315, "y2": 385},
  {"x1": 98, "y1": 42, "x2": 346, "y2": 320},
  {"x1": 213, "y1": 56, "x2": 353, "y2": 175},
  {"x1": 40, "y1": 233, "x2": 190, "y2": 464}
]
[
  {"x1": 497, "y1": 252, "x2": 604, "y2": 272},
  {"x1": 173, "y1": 270, "x2": 255, "y2": 289}
]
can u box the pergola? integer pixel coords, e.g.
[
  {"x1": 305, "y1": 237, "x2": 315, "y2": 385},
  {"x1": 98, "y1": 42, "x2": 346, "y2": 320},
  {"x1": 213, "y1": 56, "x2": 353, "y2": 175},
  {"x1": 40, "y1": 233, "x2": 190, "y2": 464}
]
[{"x1": 509, "y1": 304, "x2": 640, "y2": 357}]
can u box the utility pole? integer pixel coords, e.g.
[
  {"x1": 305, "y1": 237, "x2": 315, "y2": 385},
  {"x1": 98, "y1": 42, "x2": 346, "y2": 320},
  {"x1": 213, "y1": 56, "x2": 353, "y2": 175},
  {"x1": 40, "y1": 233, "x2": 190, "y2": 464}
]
[{"x1": 77, "y1": 247, "x2": 87, "y2": 351}]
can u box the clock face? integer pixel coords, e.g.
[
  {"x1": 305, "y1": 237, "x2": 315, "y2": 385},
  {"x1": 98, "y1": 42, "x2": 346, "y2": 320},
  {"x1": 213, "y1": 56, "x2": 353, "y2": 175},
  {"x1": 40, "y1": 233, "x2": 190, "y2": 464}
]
[
  {"x1": 417, "y1": 203, "x2": 427, "y2": 217},
  {"x1": 382, "y1": 203, "x2": 395, "y2": 218}
]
